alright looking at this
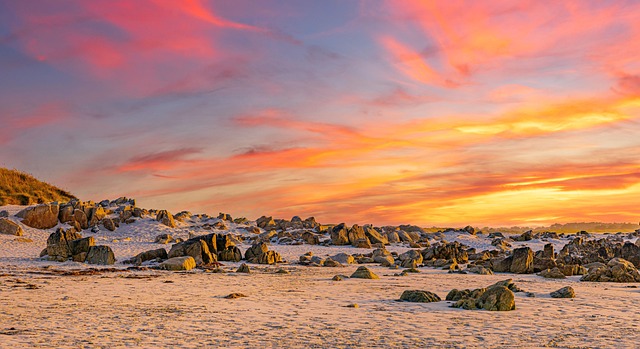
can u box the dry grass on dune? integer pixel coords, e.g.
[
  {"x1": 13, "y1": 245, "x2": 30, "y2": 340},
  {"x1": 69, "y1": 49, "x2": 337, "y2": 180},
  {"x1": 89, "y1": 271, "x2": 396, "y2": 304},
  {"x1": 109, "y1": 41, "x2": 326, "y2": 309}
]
[{"x1": 0, "y1": 168, "x2": 76, "y2": 206}]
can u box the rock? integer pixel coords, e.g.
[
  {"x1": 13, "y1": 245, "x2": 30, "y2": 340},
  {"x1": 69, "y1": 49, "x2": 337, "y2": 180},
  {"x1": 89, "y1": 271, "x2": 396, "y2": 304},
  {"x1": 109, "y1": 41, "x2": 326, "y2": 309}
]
[
  {"x1": 354, "y1": 238, "x2": 372, "y2": 249},
  {"x1": 256, "y1": 216, "x2": 276, "y2": 229},
  {"x1": 399, "y1": 250, "x2": 423, "y2": 268},
  {"x1": 542, "y1": 243, "x2": 555, "y2": 259},
  {"x1": 492, "y1": 256, "x2": 513, "y2": 272},
  {"x1": 126, "y1": 248, "x2": 168, "y2": 265},
  {"x1": 560, "y1": 264, "x2": 587, "y2": 276},
  {"x1": 476, "y1": 286, "x2": 516, "y2": 311},
  {"x1": 397, "y1": 230, "x2": 414, "y2": 243},
  {"x1": 301, "y1": 231, "x2": 319, "y2": 245},
  {"x1": 446, "y1": 288, "x2": 486, "y2": 302},
  {"x1": 237, "y1": 263, "x2": 251, "y2": 273},
  {"x1": 46, "y1": 228, "x2": 83, "y2": 261},
  {"x1": 365, "y1": 227, "x2": 389, "y2": 245},
  {"x1": 463, "y1": 225, "x2": 476, "y2": 235},
  {"x1": 218, "y1": 212, "x2": 232, "y2": 221},
  {"x1": 87, "y1": 206, "x2": 106, "y2": 227},
  {"x1": 332, "y1": 275, "x2": 347, "y2": 281},
  {"x1": 0, "y1": 218, "x2": 23, "y2": 236},
  {"x1": 347, "y1": 224, "x2": 367, "y2": 246},
  {"x1": 539, "y1": 267, "x2": 566, "y2": 279},
  {"x1": 69, "y1": 236, "x2": 95, "y2": 257},
  {"x1": 156, "y1": 210, "x2": 176, "y2": 228},
  {"x1": 0, "y1": 210, "x2": 7, "y2": 218},
  {"x1": 19, "y1": 204, "x2": 59, "y2": 229},
  {"x1": 550, "y1": 286, "x2": 575, "y2": 298},
  {"x1": 330, "y1": 223, "x2": 350, "y2": 245},
  {"x1": 580, "y1": 258, "x2": 640, "y2": 282},
  {"x1": 168, "y1": 239, "x2": 215, "y2": 266},
  {"x1": 373, "y1": 248, "x2": 395, "y2": 266},
  {"x1": 466, "y1": 265, "x2": 493, "y2": 275},
  {"x1": 387, "y1": 231, "x2": 400, "y2": 243},
  {"x1": 73, "y1": 209, "x2": 89, "y2": 230},
  {"x1": 350, "y1": 266, "x2": 379, "y2": 279},
  {"x1": 155, "y1": 234, "x2": 174, "y2": 244},
  {"x1": 85, "y1": 246, "x2": 116, "y2": 265},
  {"x1": 216, "y1": 234, "x2": 234, "y2": 252},
  {"x1": 245, "y1": 242, "x2": 270, "y2": 262},
  {"x1": 323, "y1": 258, "x2": 343, "y2": 267},
  {"x1": 330, "y1": 253, "x2": 355, "y2": 265},
  {"x1": 510, "y1": 247, "x2": 534, "y2": 274},
  {"x1": 160, "y1": 256, "x2": 196, "y2": 271},
  {"x1": 102, "y1": 218, "x2": 116, "y2": 231},
  {"x1": 399, "y1": 290, "x2": 441, "y2": 303},
  {"x1": 58, "y1": 204, "x2": 75, "y2": 224},
  {"x1": 257, "y1": 250, "x2": 282, "y2": 264},
  {"x1": 224, "y1": 293, "x2": 246, "y2": 299},
  {"x1": 218, "y1": 246, "x2": 242, "y2": 262}
]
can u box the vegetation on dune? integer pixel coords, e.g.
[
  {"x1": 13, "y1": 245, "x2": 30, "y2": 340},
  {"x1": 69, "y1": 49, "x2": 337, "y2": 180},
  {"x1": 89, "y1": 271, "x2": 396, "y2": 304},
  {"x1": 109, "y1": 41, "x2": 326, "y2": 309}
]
[{"x1": 0, "y1": 168, "x2": 76, "y2": 205}]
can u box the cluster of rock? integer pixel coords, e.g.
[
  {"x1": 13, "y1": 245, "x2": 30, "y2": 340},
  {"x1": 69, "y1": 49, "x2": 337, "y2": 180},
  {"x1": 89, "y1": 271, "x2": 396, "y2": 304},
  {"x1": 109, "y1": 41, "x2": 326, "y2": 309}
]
[
  {"x1": 447, "y1": 279, "x2": 521, "y2": 311},
  {"x1": 40, "y1": 228, "x2": 115, "y2": 265},
  {"x1": 124, "y1": 233, "x2": 283, "y2": 271}
]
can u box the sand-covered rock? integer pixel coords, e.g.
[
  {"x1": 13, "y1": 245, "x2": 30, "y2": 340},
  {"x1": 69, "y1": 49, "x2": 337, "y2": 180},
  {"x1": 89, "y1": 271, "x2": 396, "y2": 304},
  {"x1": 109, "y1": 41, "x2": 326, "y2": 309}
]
[{"x1": 0, "y1": 218, "x2": 23, "y2": 236}]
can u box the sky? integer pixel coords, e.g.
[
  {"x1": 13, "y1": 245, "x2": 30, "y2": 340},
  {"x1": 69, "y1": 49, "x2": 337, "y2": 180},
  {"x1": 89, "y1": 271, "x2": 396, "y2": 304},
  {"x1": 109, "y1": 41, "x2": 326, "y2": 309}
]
[{"x1": 1, "y1": 0, "x2": 640, "y2": 227}]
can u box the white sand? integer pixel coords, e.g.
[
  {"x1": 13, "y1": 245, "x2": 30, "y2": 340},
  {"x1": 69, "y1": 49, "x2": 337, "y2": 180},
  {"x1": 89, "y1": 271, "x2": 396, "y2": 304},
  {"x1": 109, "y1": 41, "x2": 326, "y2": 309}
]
[{"x1": 1, "y1": 205, "x2": 639, "y2": 348}]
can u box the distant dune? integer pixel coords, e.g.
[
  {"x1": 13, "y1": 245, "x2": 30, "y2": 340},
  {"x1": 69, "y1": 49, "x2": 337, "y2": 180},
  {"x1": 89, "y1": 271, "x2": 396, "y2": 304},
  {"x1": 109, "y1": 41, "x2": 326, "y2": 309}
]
[{"x1": 0, "y1": 168, "x2": 76, "y2": 205}]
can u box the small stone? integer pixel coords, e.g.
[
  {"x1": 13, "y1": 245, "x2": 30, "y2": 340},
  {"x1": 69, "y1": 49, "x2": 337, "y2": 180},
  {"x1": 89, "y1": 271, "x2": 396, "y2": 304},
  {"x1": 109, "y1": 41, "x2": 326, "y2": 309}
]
[
  {"x1": 224, "y1": 293, "x2": 247, "y2": 299},
  {"x1": 332, "y1": 275, "x2": 348, "y2": 281},
  {"x1": 345, "y1": 303, "x2": 359, "y2": 308},
  {"x1": 550, "y1": 286, "x2": 575, "y2": 299},
  {"x1": 236, "y1": 263, "x2": 251, "y2": 273},
  {"x1": 350, "y1": 266, "x2": 380, "y2": 279}
]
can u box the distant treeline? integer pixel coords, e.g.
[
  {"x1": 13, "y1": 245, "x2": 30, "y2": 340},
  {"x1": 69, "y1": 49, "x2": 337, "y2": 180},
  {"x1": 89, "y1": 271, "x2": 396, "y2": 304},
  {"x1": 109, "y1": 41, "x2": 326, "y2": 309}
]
[{"x1": 479, "y1": 222, "x2": 640, "y2": 235}]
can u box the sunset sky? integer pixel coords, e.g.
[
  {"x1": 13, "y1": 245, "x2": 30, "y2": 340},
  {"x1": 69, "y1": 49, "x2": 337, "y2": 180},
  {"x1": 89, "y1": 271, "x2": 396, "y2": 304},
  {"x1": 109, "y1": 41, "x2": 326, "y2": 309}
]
[{"x1": 1, "y1": 1, "x2": 639, "y2": 227}]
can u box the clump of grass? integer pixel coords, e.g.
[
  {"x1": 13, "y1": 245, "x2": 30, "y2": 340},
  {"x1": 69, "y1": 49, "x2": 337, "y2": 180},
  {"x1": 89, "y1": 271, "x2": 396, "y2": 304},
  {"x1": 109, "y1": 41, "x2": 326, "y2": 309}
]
[{"x1": 0, "y1": 168, "x2": 76, "y2": 205}]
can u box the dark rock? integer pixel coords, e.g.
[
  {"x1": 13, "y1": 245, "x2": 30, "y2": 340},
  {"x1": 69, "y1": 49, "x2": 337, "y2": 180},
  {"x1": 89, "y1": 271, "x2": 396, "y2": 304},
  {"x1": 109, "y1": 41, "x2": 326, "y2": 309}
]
[
  {"x1": 399, "y1": 290, "x2": 441, "y2": 303},
  {"x1": 0, "y1": 218, "x2": 24, "y2": 236},
  {"x1": 85, "y1": 245, "x2": 116, "y2": 265},
  {"x1": 550, "y1": 286, "x2": 575, "y2": 298}
]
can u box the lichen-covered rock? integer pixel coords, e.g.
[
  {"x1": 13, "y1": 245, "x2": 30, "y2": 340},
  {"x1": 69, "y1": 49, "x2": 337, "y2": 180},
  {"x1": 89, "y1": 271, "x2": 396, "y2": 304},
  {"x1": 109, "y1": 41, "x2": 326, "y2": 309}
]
[
  {"x1": 85, "y1": 245, "x2": 116, "y2": 265},
  {"x1": 350, "y1": 266, "x2": 379, "y2": 279},
  {"x1": 156, "y1": 210, "x2": 176, "y2": 228},
  {"x1": 0, "y1": 218, "x2": 23, "y2": 236},
  {"x1": 510, "y1": 247, "x2": 534, "y2": 274},
  {"x1": 476, "y1": 286, "x2": 515, "y2": 311},
  {"x1": 330, "y1": 223, "x2": 350, "y2": 245},
  {"x1": 46, "y1": 228, "x2": 83, "y2": 261},
  {"x1": 218, "y1": 246, "x2": 242, "y2": 262},
  {"x1": 399, "y1": 290, "x2": 441, "y2": 303},
  {"x1": 580, "y1": 258, "x2": 640, "y2": 282},
  {"x1": 18, "y1": 204, "x2": 59, "y2": 229},
  {"x1": 550, "y1": 286, "x2": 575, "y2": 298},
  {"x1": 160, "y1": 256, "x2": 196, "y2": 271}
]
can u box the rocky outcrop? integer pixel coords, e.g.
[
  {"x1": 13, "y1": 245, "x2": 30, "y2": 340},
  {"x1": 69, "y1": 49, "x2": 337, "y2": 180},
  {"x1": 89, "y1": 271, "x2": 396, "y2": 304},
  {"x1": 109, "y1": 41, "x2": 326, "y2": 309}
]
[
  {"x1": 422, "y1": 242, "x2": 469, "y2": 264},
  {"x1": 399, "y1": 290, "x2": 441, "y2": 303},
  {"x1": 156, "y1": 210, "x2": 176, "y2": 228},
  {"x1": 0, "y1": 218, "x2": 23, "y2": 236},
  {"x1": 330, "y1": 253, "x2": 355, "y2": 265},
  {"x1": 580, "y1": 258, "x2": 640, "y2": 282},
  {"x1": 244, "y1": 242, "x2": 282, "y2": 264},
  {"x1": 45, "y1": 228, "x2": 83, "y2": 261},
  {"x1": 159, "y1": 256, "x2": 196, "y2": 271},
  {"x1": 449, "y1": 279, "x2": 520, "y2": 311},
  {"x1": 168, "y1": 239, "x2": 216, "y2": 266},
  {"x1": 350, "y1": 266, "x2": 379, "y2": 279},
  {"x1": 18, "y1": 203, "x2": 59, "y2": 229}
]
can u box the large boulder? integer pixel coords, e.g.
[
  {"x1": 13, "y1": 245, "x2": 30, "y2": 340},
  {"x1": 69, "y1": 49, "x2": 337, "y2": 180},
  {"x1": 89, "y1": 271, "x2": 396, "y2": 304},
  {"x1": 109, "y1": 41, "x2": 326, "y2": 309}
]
[
  {"x1": 73, "y1": 209, "x2": 89, "y2": 230},
  {"x1": 160, "y1": 256, "x2": 196, "y2": 271},
  {"x1": 156, "y1": 210, "x2": 176, "y2": 228},
  {"x1": 87, "y1": 206, "x2": 106, "y2": 227},
  {"x1": 168, "y1": 239, "x2": 215, "y2": 266},
  {"x1": 58, "y1": 204, "x2": 75, "y2": 224},
  {"x1": 399, "y1": 290, "x2": 441, "y2": 303},
  {"x1": 580, "y1": 258, "x2": 640, "y2": 282},
  {"x1": 510, "y1": 247, "x2": 534, "y2": 274},
  {"x1": 330, "y1": 223, "x2": 350, "y2": 245},
  {"x1": 85, "y1": 245, "x2": 116, "y2": 265},
  {"x1": 245, "y1": 242, "x2": 282, "y2": 264},
  {"x1": 347, "y1": 224, "x2": 367, "y2": 246},
  {"x1": 46, "y1": 228, "x2": 83, "y2": 261},
  {"x1": 364, "y1": 227, "x2": 389, "y2": 245},
  {"x1": 0, "y1": 218, "x2": 23, "y2": 236},
  {"x1": 218, "y1": 246, "x2": 242, "y2": 262},
  {"x1": 372, "y1": 248, "x2": 395, "y2": 266},
  {"x1": 330, "y1": 253, "x2": 355, "y2": 265},
  {"x1": 18, "y1": 204, "x2": 59, "y2": 229},
  {"x1": 399, "y1": 250, "x2": 423, "y2": 268},
  {"x1": 68, "y1": 236, "x2": 95, "y2": 261},
  {"x1": 476, "y1": 286, "x2": 515, "y2": 311}
]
